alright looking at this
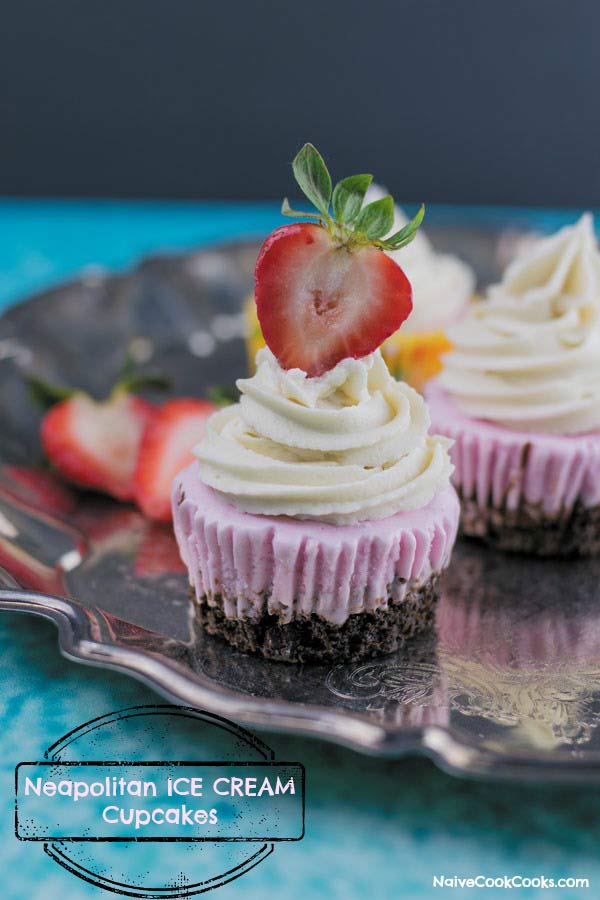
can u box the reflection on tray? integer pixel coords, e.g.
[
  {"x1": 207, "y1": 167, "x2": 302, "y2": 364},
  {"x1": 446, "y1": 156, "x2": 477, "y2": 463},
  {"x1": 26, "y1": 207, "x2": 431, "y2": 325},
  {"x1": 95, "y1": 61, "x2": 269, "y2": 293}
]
[
  {"x1": 329, "y1": 542, "x2": 600, "y2": 749},
  {"x1": 438, "y1": 543, "x2": 600, "y2": 749}
]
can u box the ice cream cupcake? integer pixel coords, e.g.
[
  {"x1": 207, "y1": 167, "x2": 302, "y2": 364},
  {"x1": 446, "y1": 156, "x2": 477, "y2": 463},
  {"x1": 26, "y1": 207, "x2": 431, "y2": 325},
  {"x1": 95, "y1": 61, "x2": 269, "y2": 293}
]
[
  {"x1": 245, "y1": 187, "x2": 474, "y2": 392},
  {"x1": 428, "y1": 213, "x2": 600, "y2": 556},
  {"x1": 173, "y1": 144, "x2": 459, "y2": 662}
]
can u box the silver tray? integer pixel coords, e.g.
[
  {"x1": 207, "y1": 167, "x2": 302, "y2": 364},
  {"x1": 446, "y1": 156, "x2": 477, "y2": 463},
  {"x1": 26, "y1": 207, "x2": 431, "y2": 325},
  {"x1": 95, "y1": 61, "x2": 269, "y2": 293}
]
[{"x1": 2, "y1": 219, "x2": 600, "y2": 782}]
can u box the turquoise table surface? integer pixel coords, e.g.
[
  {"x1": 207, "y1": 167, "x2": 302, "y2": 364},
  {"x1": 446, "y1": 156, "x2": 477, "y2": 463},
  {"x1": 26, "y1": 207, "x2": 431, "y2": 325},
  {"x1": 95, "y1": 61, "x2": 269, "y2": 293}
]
[{"x1": 1, "y1": 200, "x2": 599, "y2": 900}]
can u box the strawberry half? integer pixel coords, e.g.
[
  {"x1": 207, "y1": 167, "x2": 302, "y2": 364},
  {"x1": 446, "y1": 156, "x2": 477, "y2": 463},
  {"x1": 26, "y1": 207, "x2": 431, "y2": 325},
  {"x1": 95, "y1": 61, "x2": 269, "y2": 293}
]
[
  {"x1": 41, "y1": 391, "x2": 154, "y2": 501},
  {"x1": 254, "y1": 142, "x2": 424, "y2": 377},
  {"x1": 133, "y1": 398, "x2": 216, "y2": 522},
  {"x1": 255, "y1": 222, "x2": 412, "y2": 376}
]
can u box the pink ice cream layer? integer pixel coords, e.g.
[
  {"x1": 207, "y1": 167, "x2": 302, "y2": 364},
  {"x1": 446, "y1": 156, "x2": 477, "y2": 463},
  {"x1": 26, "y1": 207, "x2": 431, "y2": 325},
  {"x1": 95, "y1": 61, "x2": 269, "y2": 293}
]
[
  {"x1": 426, "y1": 382, "x2": 600, "y2": 517},
  {"x1": 172, "y1": 463, "x2": 459, "y2": 626}
]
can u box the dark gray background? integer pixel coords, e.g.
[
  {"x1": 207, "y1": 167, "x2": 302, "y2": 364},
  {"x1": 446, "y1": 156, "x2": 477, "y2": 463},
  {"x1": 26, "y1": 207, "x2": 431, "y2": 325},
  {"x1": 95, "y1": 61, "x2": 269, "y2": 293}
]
[{"x1": 0, "y1": 0, "x2": 597, "y2": 205}]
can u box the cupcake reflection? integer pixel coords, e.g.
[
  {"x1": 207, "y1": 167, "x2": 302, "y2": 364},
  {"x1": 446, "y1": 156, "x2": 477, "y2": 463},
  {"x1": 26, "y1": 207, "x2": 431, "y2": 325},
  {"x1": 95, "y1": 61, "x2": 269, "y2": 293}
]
[{"x1": 437, "y1": 544, "x2": 600, "y2": 749}]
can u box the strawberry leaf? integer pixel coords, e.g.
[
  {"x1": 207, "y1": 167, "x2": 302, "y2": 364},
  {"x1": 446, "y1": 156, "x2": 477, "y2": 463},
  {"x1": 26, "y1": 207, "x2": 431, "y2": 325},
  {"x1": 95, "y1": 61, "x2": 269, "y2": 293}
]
[
  {"x1": 27, "y1": 374, "x2": 74, "y2": 411},
  {"x1": 292, "y1": 144, "x2": 332, "y2": 218},
  {"x1": 117, "y1": 351, "x2": 171, "y2": 395},
  {"x1": 281, "y1": 197, "x2": 323, "y2": 220},
  {"x1": 117, "y1": 371, "x2": 171, "y2": 394},
  {"x1": 332, "y1": 174, "x2": 373, "y2": 224},
  {"x1": 207, "y1": 384, "x2": 239, "y2": 406},
  {"x1": 354, "y1": 196, "x2": 395, "y2": 241},
  {"x1": 380, "y1": 204, "x2": 425, "y2": 250},
  {"x1": 283, "y1": 143, "x2": 425, "y2": 255}
]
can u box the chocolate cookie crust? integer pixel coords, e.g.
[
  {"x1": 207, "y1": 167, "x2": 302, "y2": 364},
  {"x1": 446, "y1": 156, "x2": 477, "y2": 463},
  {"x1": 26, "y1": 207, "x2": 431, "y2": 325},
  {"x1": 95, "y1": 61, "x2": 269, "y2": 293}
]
[
  {"x1": 193, "y1": 578, "x2": 439, "y2": 663},
  {"x1": 460, "y1": 496, "x2": 600, "y2": 557}
]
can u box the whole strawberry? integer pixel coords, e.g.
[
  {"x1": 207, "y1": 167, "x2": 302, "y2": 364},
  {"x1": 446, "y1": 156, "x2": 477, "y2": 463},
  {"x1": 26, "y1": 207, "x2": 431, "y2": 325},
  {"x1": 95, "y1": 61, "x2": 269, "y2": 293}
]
[{"x1": 255, "y1": 143, "x2": 424, "y2": 377}]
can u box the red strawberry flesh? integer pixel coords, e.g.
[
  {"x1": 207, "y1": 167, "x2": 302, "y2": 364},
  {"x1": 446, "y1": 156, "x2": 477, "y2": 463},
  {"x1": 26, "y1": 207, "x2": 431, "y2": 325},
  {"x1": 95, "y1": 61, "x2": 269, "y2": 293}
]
[
  {"x1": 41, "y1": 392, "x2": 153, "y2": 501},
  {"x1": 134, "y1": 398, "x2": 215, "y2": 522},
  {"x1": 255, "y1": 222, "x2": 412, "y2": 377}
]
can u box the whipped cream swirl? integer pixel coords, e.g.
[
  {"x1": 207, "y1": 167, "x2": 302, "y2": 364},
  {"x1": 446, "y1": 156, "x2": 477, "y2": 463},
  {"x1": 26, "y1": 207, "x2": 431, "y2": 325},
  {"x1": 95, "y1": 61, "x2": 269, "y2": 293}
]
[
  {"x1": 367, "y1": 184, "x2": 475, "y2": 332},
  {"x1": 439, "y1": 214, "x2": 600, "y2": 434},
  {"x1": 195, "y1": 348, "x2": 453, "y2": 524}
]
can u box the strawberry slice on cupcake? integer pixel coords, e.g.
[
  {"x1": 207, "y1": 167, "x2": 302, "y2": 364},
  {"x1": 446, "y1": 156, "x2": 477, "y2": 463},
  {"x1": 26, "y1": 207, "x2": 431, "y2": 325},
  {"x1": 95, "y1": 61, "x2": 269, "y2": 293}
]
[{"x1": 256, "y1": 143, "x2": 423, "y2": 376}]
